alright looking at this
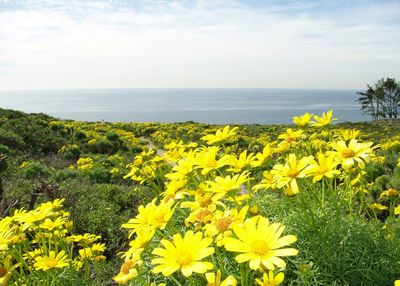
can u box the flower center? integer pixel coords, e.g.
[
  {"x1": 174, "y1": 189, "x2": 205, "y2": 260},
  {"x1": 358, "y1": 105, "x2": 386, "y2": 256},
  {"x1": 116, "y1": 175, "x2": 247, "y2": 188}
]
[
  {"x1": 0, "y1": 267, "x2": 7, "y2": 277},
  {"x1": 45, "y1": 258, "x2": 59, "y2": 268},
  {"x1": 317, "y1": 166, "x2": 329, "y2": 174},
  {"x1": 176, "y1": 253, "x2": 192, "y2": 266},
  {"x1": 215, "y1": 217, "x2": 233, "y2": 232},
  {"x1": 121, "y1": 260, "x2": 134, "y2": 274},
  {"x1": 342, "y1": 149, "x2": 356, "y2": 158},
  {"x1": 287, "y1": 168, "x2": 299, "y2": 178},
  {"x1": 199, "y1": 196, "x2": 212, "y2": 207},
  {"x1": 196, "y1": 208, "x2": 212, "y2": 223},
  {"x1": 250, "y1": 240, "x2": 270, "y2": 255},
  {"x1": 285, "y1": 136, "x2": 294, "y2": 143}
]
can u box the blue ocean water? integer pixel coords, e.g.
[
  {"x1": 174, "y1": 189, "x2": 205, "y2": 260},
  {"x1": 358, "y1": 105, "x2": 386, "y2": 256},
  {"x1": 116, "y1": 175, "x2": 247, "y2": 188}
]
[{"x1": 0, "y1": 88, "x2": 368, "y2": 124}]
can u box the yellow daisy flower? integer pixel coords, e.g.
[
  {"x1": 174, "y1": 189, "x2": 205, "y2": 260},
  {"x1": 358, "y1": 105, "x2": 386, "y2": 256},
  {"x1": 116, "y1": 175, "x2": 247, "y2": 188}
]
[
  {"x1": 330, "y1": 139, "x2": 373, "y2": 169},
  {"x1": 271, "y1": 153, "x2": 314, "y2": 195},
  {"x1": 34, "y1": 250, "x2": 70, "y2": 271},
  {"x1": 201, "y1": 126, "x2": 238, "y2": 145},
  {"x1": 293, "y1": 112, "x2": 313, "y2": 127},
  {"x1": 223, "y1": 216, "x2": 298, "y2": 270},
  {"x1": 151, "y1": 230, "x2": 214, "y2": 277},
  {"x1": 256, "y1": 271, "x2": 284, "y2": 286},
  {"x1": 205, "y1": 269, "x2": 237, "y2": 286},
  {"x1": 308, "y1": 152, "x2": 340, "y2": 182},
  {"x1": 312, "y1": 110, "x2": 336, "y2": 127},
  {"x1": 121, "y1": 199, "x2": 174, "y2": 238},
  {"x1": 113, "y1": 257, "x2": 142, "y2": 284}
]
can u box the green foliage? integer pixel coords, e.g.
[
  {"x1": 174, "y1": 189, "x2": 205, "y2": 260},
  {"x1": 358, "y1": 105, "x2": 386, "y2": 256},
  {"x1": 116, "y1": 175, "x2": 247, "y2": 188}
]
[
  {"x1": 0, "y1": 144, "x2": 12, "y2": 155},
  {"x1": 53, "y1": 168, "x2": 79, "y2": 182},
  {"x1": 60, "y1": 144, "x2": 81, "y2": 160},
  {"x1": 0, "y1": 128, "x2": 24, "y2": 149},
  {"x1": 255, "y1": 191, "x2": 400, "y2": 286},
  {"x1": 86, "y1": 139, "x2": 116, "y2": 154},
  {"x1": 60, "y1": 181, "x2": 139, "y2": 254},
  {"x1": 358, "y1": 77, "x2": 400, "y2": 121},
  {"x1": 21, "y1": 162, "x2": 51, "y2": 179}
]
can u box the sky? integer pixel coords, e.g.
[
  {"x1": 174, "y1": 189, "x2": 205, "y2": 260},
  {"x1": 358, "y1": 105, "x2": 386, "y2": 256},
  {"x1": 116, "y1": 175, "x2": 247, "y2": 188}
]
[{"x1": 0, "y1": 0, "x2": 399, "y2": 89}]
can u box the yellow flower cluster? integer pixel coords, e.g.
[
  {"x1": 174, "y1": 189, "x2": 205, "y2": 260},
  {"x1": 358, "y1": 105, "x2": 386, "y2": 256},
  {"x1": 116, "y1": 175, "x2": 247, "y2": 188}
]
[
  {"x1": 0, "y1": 199, "x2": 106, "y2": 284},
  {"x1": 112, "y1": 110, "x2": 385, "y2": 285},
  {"x1": 77, "y1": 157, "x2": 95, "y2": 170}
]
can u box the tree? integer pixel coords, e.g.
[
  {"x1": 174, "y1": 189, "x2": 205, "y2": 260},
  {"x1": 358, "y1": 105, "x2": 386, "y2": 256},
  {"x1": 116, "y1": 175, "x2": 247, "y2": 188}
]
[{"x1": 357, "y1": 78, "x2": 400, "y2": 121}]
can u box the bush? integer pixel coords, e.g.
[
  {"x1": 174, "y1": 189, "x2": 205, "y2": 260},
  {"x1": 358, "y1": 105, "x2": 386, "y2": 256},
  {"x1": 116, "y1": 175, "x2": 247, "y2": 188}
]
[
  {"x1": 53, "y1": 168, "x2": 79, "y2": 182},
  {"x1": 60, "y1": 181, "x2": 139, "y2": 255},
  {"x1": 21, "y1": 162, "x2": 51, "y2": 179},
  {"x1": 0, "y1": 128, "x2": 24, "y2": 149},
  {"x1": 0, "y1": 144, "x2": 12, "y2": 155},
  {"x1": 87, "y1": 139, "x2": 116, "y2": 154},
  {"x1": 59, "y1": 144, "x2": 81, "y2": 160}
]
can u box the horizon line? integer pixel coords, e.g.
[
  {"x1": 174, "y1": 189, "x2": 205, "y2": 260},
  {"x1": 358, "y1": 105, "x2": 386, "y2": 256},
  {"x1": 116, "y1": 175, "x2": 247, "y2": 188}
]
[{"x1": 0, "y1": 87, "x2": 362, "y2": 91}]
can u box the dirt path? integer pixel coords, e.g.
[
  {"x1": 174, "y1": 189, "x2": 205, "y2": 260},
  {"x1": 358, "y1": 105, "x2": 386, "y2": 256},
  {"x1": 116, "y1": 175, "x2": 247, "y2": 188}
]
[{"x1": 140, "y1": 137, "x2": 166, "y2": 157}]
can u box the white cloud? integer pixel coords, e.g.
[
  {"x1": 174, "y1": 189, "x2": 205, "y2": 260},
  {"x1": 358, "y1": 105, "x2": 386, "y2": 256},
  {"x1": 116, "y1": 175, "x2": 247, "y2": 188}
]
[{"x1": 0, "y1": 0, "x2": 399, "y2": 89}]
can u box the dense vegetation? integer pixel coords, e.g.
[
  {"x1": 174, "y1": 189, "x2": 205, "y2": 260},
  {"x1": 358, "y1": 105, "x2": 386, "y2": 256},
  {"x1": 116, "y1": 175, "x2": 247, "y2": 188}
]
[{"x1": 1, "y1": 108, "x2": 400, "y2": 285}]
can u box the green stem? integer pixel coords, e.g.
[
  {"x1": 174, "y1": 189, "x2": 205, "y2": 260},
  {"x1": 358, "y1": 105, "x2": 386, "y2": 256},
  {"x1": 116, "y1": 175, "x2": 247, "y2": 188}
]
[{"x1": 170, "y1": 275, "x2": 183, "y2": 286}]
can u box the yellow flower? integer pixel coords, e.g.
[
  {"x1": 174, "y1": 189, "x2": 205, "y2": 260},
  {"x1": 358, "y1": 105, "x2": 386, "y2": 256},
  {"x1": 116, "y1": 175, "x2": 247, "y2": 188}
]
[
  {"x1": 339, "y1": 129, "x2": 360, "y2": 141},
  {"x1": 0, "y1": 255, "x2": 19, "y2": 286},
  {"x1": 39, "y1": 217, "x2": 67, "y2": 231},
  {"x1": 77, "y1": 157, "x2": 94, "y2": 170},
  {"x1": 293, "y1": 112, "x2": 313, "y2": 127},
  {"x1": 395, "y1": 280, "x2": 400, "y2": 286},
  {"x1": 274, "y1": 141, "x2": 291, "y2": 154},
  {"x1": 66, "y1": 233, "x2": 101, "y2": 245},
  {"x1": 203, "y1": 207, "x2": 248, "y2": 246},
  {"x1": 256, "y1": 271, "x2": 284, "y2": 286},
  {"x1": 278, "y1": 129, "x2": 304, "y2": 143},
  {"x1": 19, "y1": 161, "x2": 31, "y2": 168},
  {"x1": 79, "y1": 247, "x2": 93, "y2": 260},
  {"x1": 34, "y1": 250, "x2": 70, "y2": 271},
  {"x1": 185, "y1": 206, "x2": 215, "y2": 228},
  {"x1": 205, "y1": 269, "x2": 237, "y2": 286},
  {"x1": 201, "y1": 125, "x2": 239, "y2": 145},
  {"x1": 312, "y1": 110, "x2": 336, "y2": 127},
  {"x1": 380, "y1": 188, "x2": 399, "y2": 199},
  {"x1": 223, "y1": 216, "x2": 298, "y2": 270},
  {"x1": 0, "y1": 227, "x2": 18, "y2": 251},
  {"x1": 330, "y1": 139, "x2": 373, "y2": 169},
  {"x1": 308, "y1": 153, "x2": 340, "y2": 182},
  {"x1": 194, "y1": 147, "x2": 227, "y2": 175},
  {"x1": 121, "y1": 199, "x2": 174, "y2": 238},
  {"x1": 225, "y1": 151, "x2": 256, "y2": 172},
  {"x1": 151, "y1": 231, "x2": 214, "y2": 277},
  {"x1": 181, "y1": 191, "x2": 224, "y2": 211},
  {"x1": 253, "y1": 171, "x2": 276, "y2": 192},
  {"x1": 162, "y1": 179, "x2": 188, "y2": 201},
  {"x1": 205, "y1": 172, "x2": 250, "y2": 194},
  {"x1": 271, "y1": 154, "x2": 314, "y2": 195},
  {"x1": 395, "y1": 205, "x2": 400, "y2": 215},
  {"x1": 113, "y1": 258, "x2": 142, "y2": 284},
  {"x1": 369, "y1": 203, "x2": 388, "y2": 212},
  {"x1": 166, "y1": 153, "x2": 196, "y2": 180},
  {"x1": 252, "y1": 144, "x2": 272, "y2": 167}
]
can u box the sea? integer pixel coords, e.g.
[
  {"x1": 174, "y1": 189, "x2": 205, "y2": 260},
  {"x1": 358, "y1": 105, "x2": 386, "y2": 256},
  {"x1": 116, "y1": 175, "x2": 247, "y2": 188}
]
[{"x1": 0, "y1": 88, "x2": 369, "y2": 124}]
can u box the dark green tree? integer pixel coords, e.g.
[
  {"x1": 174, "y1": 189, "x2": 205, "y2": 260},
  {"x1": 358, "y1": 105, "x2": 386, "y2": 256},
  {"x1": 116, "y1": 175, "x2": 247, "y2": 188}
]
[{"x1": 358, "y1": 78, "x2": 400, "y2": 121}]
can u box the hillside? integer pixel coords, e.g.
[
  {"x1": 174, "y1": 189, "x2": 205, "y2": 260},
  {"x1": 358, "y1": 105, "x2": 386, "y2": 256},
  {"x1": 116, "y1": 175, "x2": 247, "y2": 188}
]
[{"x1": 1, "y1": 108, "x2": 400, "y2": 285}]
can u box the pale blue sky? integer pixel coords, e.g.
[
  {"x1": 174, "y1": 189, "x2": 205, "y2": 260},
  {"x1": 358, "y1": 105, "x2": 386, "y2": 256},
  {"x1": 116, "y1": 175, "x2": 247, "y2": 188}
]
[{"x1": 0, "y1": 0, "x2": 399, "y2": 89}]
